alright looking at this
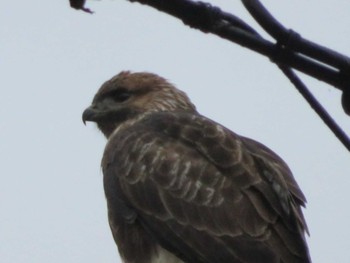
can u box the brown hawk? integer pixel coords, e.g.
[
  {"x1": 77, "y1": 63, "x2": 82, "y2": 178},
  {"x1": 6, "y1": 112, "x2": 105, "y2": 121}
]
[{"x1": 82, "y1": 71, "x2": 311, "y2": 263}]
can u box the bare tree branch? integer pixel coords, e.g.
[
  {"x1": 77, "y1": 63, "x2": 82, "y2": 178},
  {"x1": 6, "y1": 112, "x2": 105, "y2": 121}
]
[
  {"x1": 121, "y1": 0, "x2": 349, "y2": 91},
  {"x1": 279, "y1": 66, "x2": 350, "y2": 152},
  {"x1": 69, "y1": 0, "x2": 350, "y2": 151},
  {"x1": 242, "y1": 0, "x2": 350, "y2": 71},
  {"x1": 70, "y1": 0, "x2": 94, "y2": 13}
]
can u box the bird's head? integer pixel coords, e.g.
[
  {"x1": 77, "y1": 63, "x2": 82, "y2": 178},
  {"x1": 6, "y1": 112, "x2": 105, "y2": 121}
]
[{"x1": 82, "y1": 71, "x2": 197, "y2": 138}]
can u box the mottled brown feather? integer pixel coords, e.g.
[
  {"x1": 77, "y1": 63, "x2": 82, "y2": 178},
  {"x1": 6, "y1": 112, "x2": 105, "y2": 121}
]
[{"x1": 102, "y1": 112, "x2": 310, "y2": 263}]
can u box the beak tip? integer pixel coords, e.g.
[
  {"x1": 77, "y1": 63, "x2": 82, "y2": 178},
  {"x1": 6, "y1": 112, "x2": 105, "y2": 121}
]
[{"x1": 82, "y1": 106, "x2": 96, "y2": 125}]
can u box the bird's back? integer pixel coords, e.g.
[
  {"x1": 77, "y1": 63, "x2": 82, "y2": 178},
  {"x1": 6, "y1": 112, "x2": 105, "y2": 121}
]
[{"x1": 101, "y1": 111, "x2": 311, "y2": 263}]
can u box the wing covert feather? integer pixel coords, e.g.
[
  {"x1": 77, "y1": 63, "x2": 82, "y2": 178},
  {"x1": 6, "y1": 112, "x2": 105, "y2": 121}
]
[{"x1": 102, "y1": 112, "x2": 310, "y2": 263}]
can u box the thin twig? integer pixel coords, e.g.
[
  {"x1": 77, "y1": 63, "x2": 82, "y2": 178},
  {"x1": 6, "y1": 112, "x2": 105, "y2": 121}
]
[{"x1": 278, "y1": 66, "x2": 350, "y2": 152}]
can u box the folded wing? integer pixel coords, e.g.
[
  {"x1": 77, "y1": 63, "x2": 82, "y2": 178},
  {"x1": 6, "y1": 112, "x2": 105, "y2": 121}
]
[{"x1": 102, "y1": 112, "x2": 311, "y2": 263}]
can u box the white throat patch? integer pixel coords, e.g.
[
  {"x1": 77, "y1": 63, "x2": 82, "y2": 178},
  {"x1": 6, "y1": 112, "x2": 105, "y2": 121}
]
[{"x1": 151, "y1": 246, "x2": 184, "y2": 263}]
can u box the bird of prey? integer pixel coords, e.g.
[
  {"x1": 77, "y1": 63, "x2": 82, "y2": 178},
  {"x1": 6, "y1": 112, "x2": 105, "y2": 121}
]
[{"x1": 82, "y1": 71, "x2": 311, "y2": 263}]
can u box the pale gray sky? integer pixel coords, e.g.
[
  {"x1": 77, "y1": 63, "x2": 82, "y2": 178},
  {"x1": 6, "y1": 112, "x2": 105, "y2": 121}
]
[{"x1": 1, "y1": 1, "x2": 349, "y2": 262}]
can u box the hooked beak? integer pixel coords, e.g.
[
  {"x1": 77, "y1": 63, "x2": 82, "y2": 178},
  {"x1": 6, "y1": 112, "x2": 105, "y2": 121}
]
[
  {"x1": 82, "y1": 106, "x2": 99, "y2": 125},
  {"x1": 82, "y1": 103, "x2": 137, "y2": 128}
]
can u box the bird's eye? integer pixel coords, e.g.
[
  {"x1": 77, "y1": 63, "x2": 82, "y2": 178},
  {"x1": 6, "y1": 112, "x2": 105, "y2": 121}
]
[{"x1": 111, "y1": 90, "x2": 131, "y2": 102}]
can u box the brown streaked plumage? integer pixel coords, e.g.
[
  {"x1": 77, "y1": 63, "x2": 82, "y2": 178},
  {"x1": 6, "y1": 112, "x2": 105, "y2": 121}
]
[{"x1": 83, "y1": 71, "x2": 311, "y2": 263}]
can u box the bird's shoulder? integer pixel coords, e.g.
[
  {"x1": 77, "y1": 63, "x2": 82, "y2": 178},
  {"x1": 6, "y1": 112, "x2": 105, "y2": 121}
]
[{"x1": 103, "y1": 111, "x2": 247, "y2": 170}]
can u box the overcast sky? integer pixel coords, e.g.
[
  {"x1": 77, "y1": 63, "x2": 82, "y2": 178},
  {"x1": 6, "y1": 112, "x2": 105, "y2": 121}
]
[{"x1": 1, "y1": 1, "x2": 350, "y2": 262}]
